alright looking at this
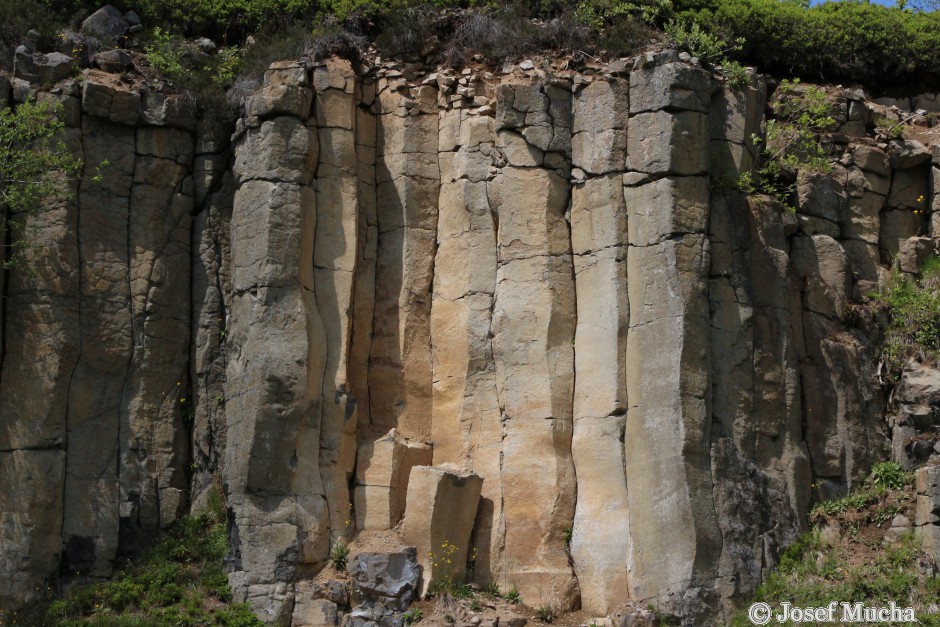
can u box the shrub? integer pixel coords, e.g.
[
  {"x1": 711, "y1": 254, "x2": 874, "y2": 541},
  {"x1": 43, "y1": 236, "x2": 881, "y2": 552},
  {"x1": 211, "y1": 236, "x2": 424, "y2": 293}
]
[
  {"x1": 733, "y1": 78, "x2": 834, "y2": 210},
  {"x1": 0, "y1": 100, "x2": 86, "y2": 270},
  {"x1": 2, "y1": 493, "x2": 264, "y2": 626},
  {"x1": 665, "y1": 16, "x2": 740, "y2": 62},
  {"x1": 145, "y1": 26, "x2": 186, "y2": 80},
  {"x1": 672, "y1": 0, "x2": 940, "y2": 86},
  {"x1": 870, "y1": 461, "x2": 913, "y2": 491},
  {"x1": 877, "y1": 257, "x2": 940, "y2": 377}
]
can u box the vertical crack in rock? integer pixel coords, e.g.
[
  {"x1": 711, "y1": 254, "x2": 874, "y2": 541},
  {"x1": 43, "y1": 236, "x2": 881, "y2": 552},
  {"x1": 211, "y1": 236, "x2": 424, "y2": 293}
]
[{"x1": 312, "y1": 59, "x2": 362, "y2": 540}]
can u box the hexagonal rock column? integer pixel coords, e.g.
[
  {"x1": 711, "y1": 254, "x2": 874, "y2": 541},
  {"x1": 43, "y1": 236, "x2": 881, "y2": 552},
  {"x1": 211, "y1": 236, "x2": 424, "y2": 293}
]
[
  {"x1": 401, "y1": 465, "x2": 483, "y2": 596},
  {"x1": 623, "y1": 50, "x2": 722, "y2": 622}
]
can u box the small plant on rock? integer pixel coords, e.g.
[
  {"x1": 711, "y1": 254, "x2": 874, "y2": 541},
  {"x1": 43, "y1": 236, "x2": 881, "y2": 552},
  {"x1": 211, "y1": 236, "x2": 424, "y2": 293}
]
[
  {"x1": 736, "y1": 78, "x2": 835, "y2": 210},
  {"x1": 875, "y1": 256, "x2": 940, "y2": 377},
  {"x1": 403, "y1": 607, "x2": 423, "y2": 625},
  {"x1": 536, "y1": 604, "x2": 557, "y2": 623},
  {"x1": 145, "y1": 27, "x2": 185, "y2": 81},
  {"x1": 329, "y1": 538, "x2": 349, "y2": 571}
]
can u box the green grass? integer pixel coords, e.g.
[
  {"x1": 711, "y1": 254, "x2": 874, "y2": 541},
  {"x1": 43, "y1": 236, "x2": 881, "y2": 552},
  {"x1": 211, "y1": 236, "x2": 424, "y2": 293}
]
[
  {"x1": 875, "y1": 256, "x2": 940, "y2": 378},
  {"x1": 730, "y1": 463, "x2": 939, "y2": 626},
  {"x1": 3, "y1": 494, "x2": 262, "y2": 627}
]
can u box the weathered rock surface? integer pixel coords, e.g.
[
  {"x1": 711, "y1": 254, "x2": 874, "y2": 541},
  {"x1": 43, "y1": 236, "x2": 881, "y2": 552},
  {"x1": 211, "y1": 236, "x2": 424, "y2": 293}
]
[{"x1": 1, "y1": 48, "x2": 938, "y2": 627}]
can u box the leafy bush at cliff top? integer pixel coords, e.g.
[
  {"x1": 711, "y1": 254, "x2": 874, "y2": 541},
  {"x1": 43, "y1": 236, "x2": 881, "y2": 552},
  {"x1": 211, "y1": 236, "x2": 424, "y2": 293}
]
[
  {"x1": 671, "y1": 0, "x2": 940, "y2": 85},
  {"x1": 7, "y1": 0, "x2": 940, "y2": 87}
]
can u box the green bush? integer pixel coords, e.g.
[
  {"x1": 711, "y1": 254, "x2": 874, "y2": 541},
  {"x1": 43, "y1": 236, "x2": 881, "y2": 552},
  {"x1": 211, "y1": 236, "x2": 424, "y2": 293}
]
[
  {"x1": 4, "y1": 496, "x2": 265, "y2": 626},
  {"x1": 0, "y1": 100, "x2": 87, "y2": 270},
  {"x1": 877, "y1": 257, "x2": 940, "y2": 377},
  {"x1": 672, "y1": 0, "x2": 940, "y2": 85}
]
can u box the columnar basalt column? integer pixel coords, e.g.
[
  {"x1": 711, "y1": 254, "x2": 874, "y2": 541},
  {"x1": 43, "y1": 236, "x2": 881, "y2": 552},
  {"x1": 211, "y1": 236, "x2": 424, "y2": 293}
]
[
  {"x1": 489, "y1": 80, "x2": 579, "y2": 610},
  {"x1": 431, "y1": 105, "x2": 503, "y2": 583},
  {"x1": 623, "y1": 51, "x2": 722, "y2": 621},
  {"x1": 225, "y1": 62, "x2": 329, "y2": 623},
  {"x1": 369, "y1": 79, "x2": 440, "y2": 442},
  {"x1": 312, "y1": 58, "x2": 362, "y2": 538},
  {"x1": 569, "y1": 77, "x2": 631, "y2": 617}
]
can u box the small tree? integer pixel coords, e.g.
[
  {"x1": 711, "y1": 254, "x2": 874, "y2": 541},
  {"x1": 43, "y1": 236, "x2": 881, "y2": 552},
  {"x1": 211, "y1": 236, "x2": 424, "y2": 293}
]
[{"x1": 0, "y1": 99, "x2": 84, "y2": 270}]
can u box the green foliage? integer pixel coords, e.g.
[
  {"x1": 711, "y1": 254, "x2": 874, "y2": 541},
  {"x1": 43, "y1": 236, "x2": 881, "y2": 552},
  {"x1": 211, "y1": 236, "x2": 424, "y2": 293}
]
[
  {"x1": 870, "y1": 461, "x2": 913, "y2": 491},
  {"x1": 810, "y1": 462, "x2": 913, "y2": 521},
  {"x1": 874, "y1": 115, "x2": 906, "y2": 141},
  {"x1": 734, "y1": 79, "x2": 834, "y2": 210},
  {"x1": 329, "y1": 538, "x2": 349, "y2": 571},
  {"x1": 876, "y1": 257, "x2": 940, "y2": 376},
  {"x1": 403, "y1": 607, "x2": 424, "y2": 625},
  {"x1": 729, "y1": 532, "x2": 926, "y2": 626},
  {"x1": 665, "y1": 17, "x2": 740, "y2": 62},
  {"x1": 503, "y1": 587, "x2": 521, "y2": 603},
  {"x1": 536, "y1": 604, "x2": 557, "y2": 623},
  {"x1": 721, "y1": 59, "x2": 748, "y2": 89},
  {"x1": 135, "y1": 0, "x2": 321, "y2": 41},
  {"x1": 145, "y1": 27, "x2": 186, "y2": 80},
  {"x1": 5, "y1": 492, "x2": 263, "y2": 626},
  {"x1": 672, "y1": 0, "x2": 940, "y2": 86},
  {"x1": 0, "y1": 100, "x2": 86, "y2": 270}
]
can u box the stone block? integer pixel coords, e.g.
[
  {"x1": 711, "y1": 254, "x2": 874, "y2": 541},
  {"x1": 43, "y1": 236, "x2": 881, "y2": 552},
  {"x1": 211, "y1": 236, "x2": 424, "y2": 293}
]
[
  {"x1": 356, "y1": 430, "x2": 407, "y2": 487},
  {"x1": 853, "y1": 145, "x2": 890, "y2": 176},
  {"x1": 796, "y1": 171, "x2": 848, "y2": 224},
  {"x1": 880, "y1": 209, "x2": 922, "y2": 263},
  {"x1": 354, "y1": 485, "x2": 399, "y2": 531},
  {"x1": 627, "y1": 110, "x2": 708, "y2": 175},
  {"x1": 630, "y1": 57, "x2": 714, "y2": 113},
  {"x1": 897, "y1": 236, "x2": 936, "y2": 274},
  {"x1": 401, "y1": 466, "x2": 483, "y2": 596},
  {"x1": 139, "y1": 89, "x2": 197, "y2": 130},
  {"x1": 247, "y1": 84, "x2": 313, "y2": 120},
  {"x1": 625, "y1": 176, "x2": 709, "y2": 247}
]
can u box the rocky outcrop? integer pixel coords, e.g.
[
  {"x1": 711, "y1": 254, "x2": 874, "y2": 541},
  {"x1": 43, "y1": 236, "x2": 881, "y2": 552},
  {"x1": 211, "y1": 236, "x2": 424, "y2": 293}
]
[{"x1": 2, "y1": 46, "x2": 939, "y2": 625}]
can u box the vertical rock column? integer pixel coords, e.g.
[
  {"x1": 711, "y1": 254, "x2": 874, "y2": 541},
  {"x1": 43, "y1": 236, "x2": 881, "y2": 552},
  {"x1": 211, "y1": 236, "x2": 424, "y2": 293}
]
[
  {"x1": 489, "y1": 79, "x2": 578, "y2": 609},
  {"x1": 369, "y1": 79, "x2": 440, "y2": 442},
  {"x1": 707, "y1": 77, "x2": 807, "y2": 614},
  {"x1": 311, "y1": 58, "x2": 362, "y2": 537},
  {"x1": 122, "y1": 114, "x2": 195, "y2": 538},
  {"x1": 431, "y1": 99, "x2": 503, "y2": 582},
  {"x1": 569, "y1": 77, "x2": 631, "y2": 617},
  {"x1": 60, "y1": 86, "x2": 138, "y2": 578},
  {"x1": 348, "y1": 76, "x2": 378, "y2": 446},
  {"x1": 622, "y1": 52, "x2": 721, "y2": 620},
  {"x1": 0, "y1": 92, "x2": 82, "y2": 605},
  {"x1": 190, "y1": 116, "x2": 234, "y2": 511},
  {"x1": 225, "y1": 62, "x2": 328, "y2": 623}
]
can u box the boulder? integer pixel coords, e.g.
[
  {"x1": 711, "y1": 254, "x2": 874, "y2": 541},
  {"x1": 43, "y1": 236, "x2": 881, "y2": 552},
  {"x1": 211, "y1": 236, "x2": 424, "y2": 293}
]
[
  {"x1": 94, "y1": 49, "x2": 132, "y2": 73},
  {"x1": 350, "y1": 551, "x2": 420, "y2": 611},
  {"x1": 897, "y1": 237, "x2": 936, "y2": 274},
  {"x1": 889, "y1": 139, "x2": 931, "y2": 170},
  {"x1": 81, "y1": 5, "x2": 128, "y2": 40},
  {"x1": 13, "y1": 46, "x2": 39, "y2": 82}
]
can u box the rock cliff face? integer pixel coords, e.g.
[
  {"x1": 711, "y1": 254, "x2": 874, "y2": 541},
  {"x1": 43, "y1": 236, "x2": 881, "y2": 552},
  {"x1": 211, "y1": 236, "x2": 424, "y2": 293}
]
[{"x1": 1, "y1": 49, "x2": 938, "y2": 624}]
